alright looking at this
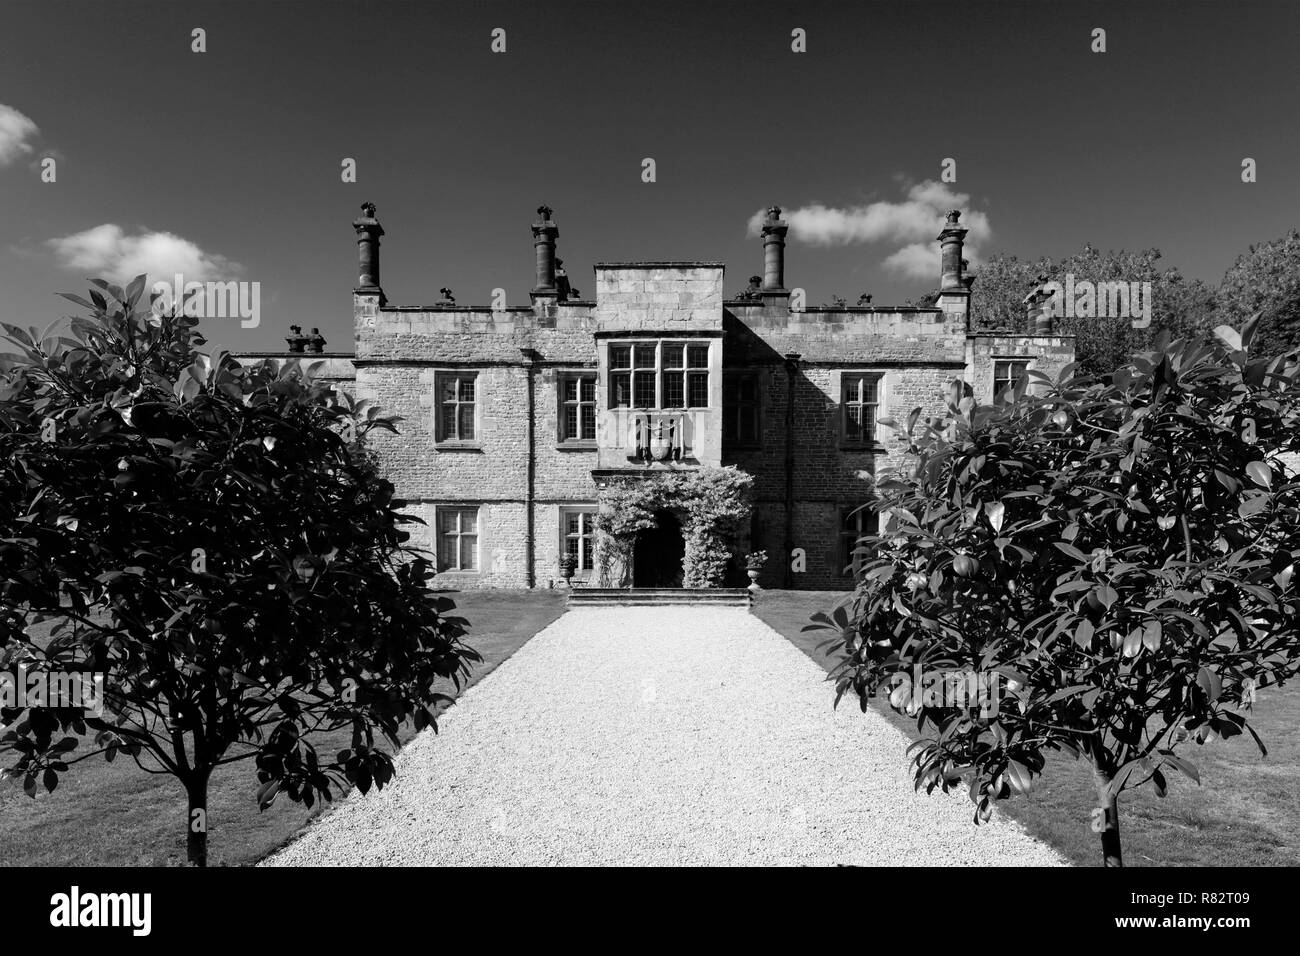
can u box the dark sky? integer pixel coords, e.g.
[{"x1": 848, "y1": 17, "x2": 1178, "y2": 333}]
[{"x1": 2, "y1": 0, "x2": 1297, "y2": 355}]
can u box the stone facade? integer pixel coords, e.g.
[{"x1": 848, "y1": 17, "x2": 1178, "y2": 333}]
[{"x1": 250, "y1": 205, "x2": 1075, "y2": 591}]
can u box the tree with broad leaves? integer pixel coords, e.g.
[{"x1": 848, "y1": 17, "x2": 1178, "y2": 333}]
[
  {"x1": 970, "y1": 246, "x2": 1217, "y2": 375},
  {"x1": 0, "y1": 276, "x2": 479, "y2": 865},
  {"x1": 1217, "y1": 228, "x2": 1300, "y2": 360},
  {"x1": 815, "y1": 315, "x2": 1300, "y2": 866}
]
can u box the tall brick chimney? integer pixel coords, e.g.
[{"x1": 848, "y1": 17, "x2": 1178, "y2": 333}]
[
  {"x1": 938, "y1": 209, "x2": 968, "y2": 292},
  {"x1": 353, "y1": 202, "x2": 384, "y2": 292},
  {"x1": 532, "y1": 205, "x2": 559, "y2": 295},
  {"x1": 761, "y1": 205, "x2": 788, "y2": 292}
]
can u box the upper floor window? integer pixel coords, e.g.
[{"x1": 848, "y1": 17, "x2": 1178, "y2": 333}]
[
  {"x1": 436, "y1": 371, "x2": 477, "y2": 442},
  {"x1": 559, "y1": 373, "x2": 597, "y2": 443},
  {"x1": 723, "y1": 373, "x2": 760, "y2": 445},
  {"x1": 993, "y1": 359, "x2": 1029, "y2": 401},
  {"x1": 609, "y1": 341, "x2": 710, "y2": 409},
  {"x1": 841, "y1": 373, "x2": 881, "y2": 446}
]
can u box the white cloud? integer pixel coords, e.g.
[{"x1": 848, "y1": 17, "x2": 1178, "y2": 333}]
[
  {"x1": 47, "y1": 224, "x2": 242, "y2": 284},
  {"x1": 0, "y1": 104, "x2": 39, "y2": 167},
  {"x1": 747, "y1": 180, "x2": 992, "y2": 280}
]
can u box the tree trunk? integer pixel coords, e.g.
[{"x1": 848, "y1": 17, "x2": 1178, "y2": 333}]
[
  {"x1": 185, "y1": 771, "x2": 210, "y2": 867},
  {"x1": 1094, "y1": 774, "x2": 1123, "y2": 867}
]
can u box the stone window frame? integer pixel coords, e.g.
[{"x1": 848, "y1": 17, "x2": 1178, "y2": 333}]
[
  {"x1": 608, "y1": 340, "x2": 711, "y2": 410},
  {"x1": 840, "y1": 503, "x2": 877, "y2": 578},
  {"x1": 992, "y1": 358, "x2": 1030, "y2": 403},
  {"x1": 722, "y1": 370, "x2": 762, "y2": 448},
  {"x1": 559, "y1": 505, "x2": 597, "y2": 577},
  {"x1": 433, "y1": 370, "x2": 481, "y2": 447},
  {"x1": 557, "y1": 371, "x2": 598, "y2": 447},
  {"x1": 435, "y1": 505, "x2": 481, "y2": 573},
  {"x1": 839, "y1": 370, "x2": 885, "y2": 449}
]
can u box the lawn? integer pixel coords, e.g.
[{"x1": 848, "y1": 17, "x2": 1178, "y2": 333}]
[
  {"x1": 0, "y1": 589, "x2": 567, "y2": 867},
  {"x1": 752, "y1": 589, "x2": 1300, "y2": 868}
]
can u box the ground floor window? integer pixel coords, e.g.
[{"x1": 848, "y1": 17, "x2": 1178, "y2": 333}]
[
  {"x1": 437, "y1": 506, "x2": 480, "y2": 572},
  {"x1": 993, "y1": 359, "x2": 1030, "y2": 401},
  {"x1": 841, "y1": 505, "x2": 876, "y2": 577},
  {"x1": 561, "y1": 507, "x2": 596, "y2": 572}
]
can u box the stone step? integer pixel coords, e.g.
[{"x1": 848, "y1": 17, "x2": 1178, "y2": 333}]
[{"x1": 566, "y1": 588, "x2": 751, "y2": 607}]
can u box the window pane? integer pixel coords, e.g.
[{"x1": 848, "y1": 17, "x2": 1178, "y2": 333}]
[
  {"x1": 564, "y1": 378, "x2": 577, "y2": 401},
  {"x1": 662, "y1": 371, "x2": 684, "y2": 408},
  {"x1": 844, "y1": 377, "x2": 859, "y2": 403},
  {"x1": 634, "y1": 344, "x2": 656, "y2": 368},
  {"x1": 440, "y1": 378, "x2": 457, "y2": 402},
  {"x1": 461, "y1": 508, "x2": 477, "y2": 533},
  {"x1": 688, "y1": 345, "x2": 708, "y2": 368},
  {"x1": 437, "y1": 511, "x2": 456, "y2": 535},
  {"x1": 845, "y1": 405, "x2": 862, "y2": 440},
  {"x1": 612, "y1": 372, "x2": 630, "y2": 407},
  {"x1": 662, "y1": 344, "x2": 684, "y2": 368},
  {"x1": 634, "y1": 371, "x2": 655, "y2": 408},
  {"x1": 581, "y1": 405, "x2": 595, "y2": 439},
  {"x1": 439, "y1": 404, "x2": 456, "y2": 440},
  {"x1": 565, "y1": 405, "x2": 578, "y2": 439},
  {"x1": 862, "y1": 406, "x2": 875, "y2": 441},
  {"x1": 459, "y1": 534, "x2": 477, "y2": 571},
  {"x1": 610, "y1": 346, "x2": 630, "y2": 369},
  {"x1": 438, "y1": 533, "x2": 455, "y2": 572},
  {"x1": 861, "y1": 377, "x2": 878, "y2": 402},
  {"x1": 582, "y1": 543, "x2": 594, "y2": 570},
  {"x1": 580, "y1": 378, "x2": 595, "y2": 402},
  {"x1": 565, "y1": 537, "x2": 580, "y2": 558},
  {"x1": 566, "y1": 512, "x2": 579, "y2": 535},
  {"x1": 458, "y1": 404, "x2": 475, "y2": 440},
  {"x1": 687, "y1": 372, "x2": 708, "y2": 408},
  {"x1": 458, "y1": 378, "x2": 475, "y2": 402}
]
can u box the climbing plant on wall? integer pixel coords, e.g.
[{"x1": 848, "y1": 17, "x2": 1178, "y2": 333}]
[{"x1": 593, "y1": 467, "x2": 754, "y2": 588}]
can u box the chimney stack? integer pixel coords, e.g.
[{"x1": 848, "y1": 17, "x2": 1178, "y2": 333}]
[
  {"x1": 353, "y1": 202, "x2": 384, "y2": 291},
  {"x1": 938, "y1": 209, "x2": 968, "y2": 293},
  {"x1": 532, "y1": 205, "x2": 559, "y2": 295},
  {"x1": 1024, "y1": 282, "x2": 1055, "y2": 333},
  {"x1": 761, "y1": 205, "x2": 789, "y2": 292}
]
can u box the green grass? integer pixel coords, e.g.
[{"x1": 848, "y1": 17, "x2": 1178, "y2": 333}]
[
  {"x1": 751, "y1": 589, "x2": 1300, "y2": 868},
  {"x1": 0, "y1": 589, "x2": 567, "y2": 867}
]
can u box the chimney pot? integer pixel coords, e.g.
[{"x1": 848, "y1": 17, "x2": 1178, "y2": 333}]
[
  {"x1": 761, "y1": 205, "x2": 789, "y2": 292},
  {"x1": 353, "y1": 202, "x2": 384, "y2": 291},
  {"x1": 532, "y1": 205, "x2": 559, "y2": 294}
]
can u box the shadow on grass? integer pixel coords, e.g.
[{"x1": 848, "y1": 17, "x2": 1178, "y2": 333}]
[
  {"x1": 751, "y1": 589, "x2": 1300, "y2": 868},
  {"x1": 0, "y1": 589, "x2": 568, "y2": 867}
]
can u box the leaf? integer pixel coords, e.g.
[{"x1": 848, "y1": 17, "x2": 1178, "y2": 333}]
[
  {"x1": 1074, "y1": 619, "x2": 1094, "y2": 649},
  {"x1": 984, "y1": 501, "x2": 1005, "y2": 533},
  {"x1": 1245, "y1": 460, "x2": 1272, "y2": 490},
  {"x1": 1054, "y1": 542, "x2": 1089, "y2": 562},
  {"x1": 1213, "y1": 325, "x2": 1242, "y2": 352}
]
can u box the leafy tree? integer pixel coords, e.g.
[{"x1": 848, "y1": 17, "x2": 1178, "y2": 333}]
[
  {"x1": 0, "y1": 277, "x2": 479, "y2": 865},
  {"x1": 818, "y1": 317, "x2": 1300, "y2": 866},
  {"x1": 1217, "y1": 228, "x2": 1300, "y2": 359},
  {"x1": 971, "y1": 246, "x2": 1216, "y2": 375}
]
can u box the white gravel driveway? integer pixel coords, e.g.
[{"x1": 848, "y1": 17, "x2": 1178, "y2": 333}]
[{"x1": 264, "y1": 607, "x2": 1066, "y2": 866}]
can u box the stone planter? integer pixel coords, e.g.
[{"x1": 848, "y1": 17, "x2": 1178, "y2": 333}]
[{"x1": 747, "y1": 569, "x2": 761, "y2": 592}]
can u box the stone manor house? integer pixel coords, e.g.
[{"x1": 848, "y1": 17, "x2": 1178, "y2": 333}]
[{"x1": 251, "y1": 203, "x2": 1074, "y2": 590}]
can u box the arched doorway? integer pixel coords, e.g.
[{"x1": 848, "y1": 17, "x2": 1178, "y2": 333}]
[{"x1": 632, "y1": 509, "x2": 685, "y2": 587}]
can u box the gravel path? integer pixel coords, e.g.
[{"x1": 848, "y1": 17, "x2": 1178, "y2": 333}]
[{"x1": 264, "y1": 607, "x2": 1066, "y2": 866}]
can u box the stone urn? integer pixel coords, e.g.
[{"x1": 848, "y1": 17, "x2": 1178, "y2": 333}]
[
  {"x1": 558, "y1": 553, "x2": 578, "y2": 586},
  {"x1": 747, "y1": 568, "x2": 761, "y2": 591}
]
